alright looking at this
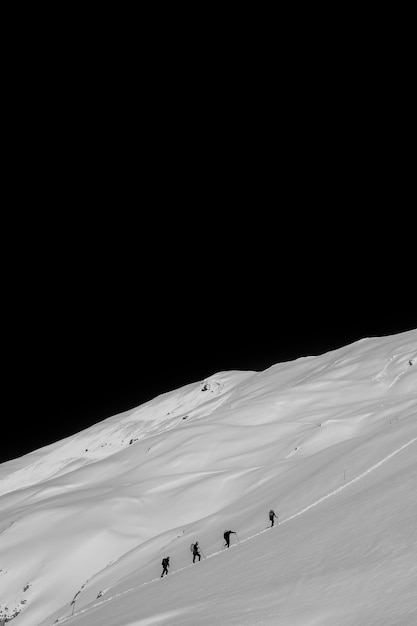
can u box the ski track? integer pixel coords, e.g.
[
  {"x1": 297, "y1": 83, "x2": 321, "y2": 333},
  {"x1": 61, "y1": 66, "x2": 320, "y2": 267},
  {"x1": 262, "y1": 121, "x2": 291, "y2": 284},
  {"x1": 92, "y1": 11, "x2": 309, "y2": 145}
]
[{"x1": 55, "y1": 435, "x2": 417, "y2": 625}]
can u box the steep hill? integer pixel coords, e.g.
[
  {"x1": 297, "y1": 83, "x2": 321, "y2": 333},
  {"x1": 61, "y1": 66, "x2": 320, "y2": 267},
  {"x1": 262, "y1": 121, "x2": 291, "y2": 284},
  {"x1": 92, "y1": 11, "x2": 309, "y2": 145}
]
[{"x1": 1, "y1": 330, "x2": 416, "y2": 625}]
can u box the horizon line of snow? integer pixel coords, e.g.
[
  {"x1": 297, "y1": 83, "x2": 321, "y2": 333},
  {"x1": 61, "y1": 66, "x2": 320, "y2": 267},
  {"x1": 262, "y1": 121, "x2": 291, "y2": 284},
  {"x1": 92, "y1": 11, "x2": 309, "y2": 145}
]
[{"x1": 57, "y1": 434, "x2": 417, "y2": 625}]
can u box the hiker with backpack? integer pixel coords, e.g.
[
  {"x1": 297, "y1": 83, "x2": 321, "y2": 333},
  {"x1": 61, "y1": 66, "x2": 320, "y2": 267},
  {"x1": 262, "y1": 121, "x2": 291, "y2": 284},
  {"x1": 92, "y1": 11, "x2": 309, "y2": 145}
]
[
  {"x1": 269, "y1": 509, "x2": 278, "y2": 527},
  {"x1": 191, "y1": 541, "x2": 202, "y2": 563},
  {"x1": 161, "y1": 556, "x2": 170, "y2": 577},
  {"x1": 223, "y1": 530, "x2": 237, "y2": 548}
]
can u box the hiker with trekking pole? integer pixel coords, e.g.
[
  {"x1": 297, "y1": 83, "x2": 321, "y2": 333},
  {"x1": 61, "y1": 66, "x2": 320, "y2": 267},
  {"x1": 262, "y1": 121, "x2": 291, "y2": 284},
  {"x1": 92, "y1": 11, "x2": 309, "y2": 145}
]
[{"x1": 223, "y1": 529, "x2": 239, "y2": 548}]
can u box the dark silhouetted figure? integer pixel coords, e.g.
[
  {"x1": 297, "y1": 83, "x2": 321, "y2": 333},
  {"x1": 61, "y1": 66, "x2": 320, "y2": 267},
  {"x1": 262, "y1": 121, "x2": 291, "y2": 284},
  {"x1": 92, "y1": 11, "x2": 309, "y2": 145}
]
[
  {"x1": 161, "y1": 556, "x2": 170, "y2": 577},
  {"x1": 223, "y1": 530, "x2": 236, "y2": 548},
  {"x1": 269, "y1": 509, "x2": 278, "y2": 527},
  {"x1": 192, "y1": 541, "x2": 201, "y2": 563}
]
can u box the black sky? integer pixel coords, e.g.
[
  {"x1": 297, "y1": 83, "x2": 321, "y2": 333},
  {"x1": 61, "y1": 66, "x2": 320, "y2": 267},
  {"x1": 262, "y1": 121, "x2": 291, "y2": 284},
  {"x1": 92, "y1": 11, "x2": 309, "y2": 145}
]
[{"x1": 4, "y1": 35, "x2": 415, "y2": 464}]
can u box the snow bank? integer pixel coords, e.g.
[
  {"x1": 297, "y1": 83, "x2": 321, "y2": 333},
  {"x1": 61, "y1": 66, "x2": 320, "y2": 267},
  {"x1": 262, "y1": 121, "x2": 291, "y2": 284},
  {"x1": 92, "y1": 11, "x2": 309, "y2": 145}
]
[{"x1": 1, "y1": 330, "x2": 416, "y2": 625}]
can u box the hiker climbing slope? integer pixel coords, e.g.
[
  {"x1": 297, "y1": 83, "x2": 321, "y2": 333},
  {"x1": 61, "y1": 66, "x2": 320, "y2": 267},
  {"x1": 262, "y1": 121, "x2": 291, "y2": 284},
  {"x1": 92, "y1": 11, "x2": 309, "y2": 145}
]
[
  {"x1": 191, "y1": 541, "x2": 202, "y2": 563},
  {"x1": 269, "y1": 509, "x2": 278, "y2": 527},
  {"x1": 161, "y1": 556, "x2": 170, "y2": 577},
  {"x1": 223, "y1": 530, "x2": 237, "y2": 548}
]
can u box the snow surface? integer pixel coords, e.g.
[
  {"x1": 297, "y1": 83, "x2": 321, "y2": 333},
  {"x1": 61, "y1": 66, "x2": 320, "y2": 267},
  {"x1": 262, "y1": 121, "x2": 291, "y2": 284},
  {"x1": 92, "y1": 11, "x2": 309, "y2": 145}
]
[{"x1": 1, "y1": 330, "x2": 416, "y2": 626}]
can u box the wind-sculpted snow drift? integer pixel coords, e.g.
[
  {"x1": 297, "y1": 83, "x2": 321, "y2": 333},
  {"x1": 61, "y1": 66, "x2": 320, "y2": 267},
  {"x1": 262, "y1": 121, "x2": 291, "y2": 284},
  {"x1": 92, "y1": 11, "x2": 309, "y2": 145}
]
[{"x1": 0, "y1": 330, "x2": 416, "y2": 626}]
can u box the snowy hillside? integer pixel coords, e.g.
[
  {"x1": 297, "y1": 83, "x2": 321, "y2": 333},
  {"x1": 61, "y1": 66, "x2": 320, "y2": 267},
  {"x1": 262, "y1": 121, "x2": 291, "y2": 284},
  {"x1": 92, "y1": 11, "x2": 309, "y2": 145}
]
[{"x1": 1, "y1": 330, "x2": 416, "y2": 626}]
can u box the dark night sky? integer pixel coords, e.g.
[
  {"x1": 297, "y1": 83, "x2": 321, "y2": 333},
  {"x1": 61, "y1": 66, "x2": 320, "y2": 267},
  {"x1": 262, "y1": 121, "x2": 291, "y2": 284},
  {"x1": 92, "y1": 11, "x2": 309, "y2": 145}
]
[
  {"x1": 4, "y1": 40, "x2": 414, "y2": 464},
  {"x1": 4, "y1": 0, "x2": 415, "y2": 466}
]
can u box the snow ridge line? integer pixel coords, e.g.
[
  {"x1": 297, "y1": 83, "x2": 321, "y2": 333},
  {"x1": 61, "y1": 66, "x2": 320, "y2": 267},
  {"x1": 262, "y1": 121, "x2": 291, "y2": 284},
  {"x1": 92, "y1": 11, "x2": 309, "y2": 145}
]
[{"x1": 56, "y1": 435, "x2": 417, "y2": 624}]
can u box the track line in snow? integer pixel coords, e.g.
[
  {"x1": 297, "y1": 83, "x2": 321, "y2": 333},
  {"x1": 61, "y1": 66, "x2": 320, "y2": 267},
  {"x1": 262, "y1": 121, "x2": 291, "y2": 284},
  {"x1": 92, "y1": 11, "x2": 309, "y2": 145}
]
[
  {"x1": 244, "y1": 435, "x2": 417, "y2": 538},
  {"x1": 56, "y1": 435, "x2": 417, "y2": 624}
]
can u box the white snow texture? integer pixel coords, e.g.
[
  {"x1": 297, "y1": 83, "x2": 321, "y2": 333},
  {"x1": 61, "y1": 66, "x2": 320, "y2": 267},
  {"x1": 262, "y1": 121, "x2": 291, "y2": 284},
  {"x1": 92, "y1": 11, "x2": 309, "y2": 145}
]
[{"x1": 1, "y1": 330, "x2": 416, "y2": 626}]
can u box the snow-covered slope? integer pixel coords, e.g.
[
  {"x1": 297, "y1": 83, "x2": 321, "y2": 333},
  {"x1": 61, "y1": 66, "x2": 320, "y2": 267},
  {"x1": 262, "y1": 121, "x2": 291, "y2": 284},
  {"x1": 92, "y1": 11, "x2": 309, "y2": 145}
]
[{"x1": 1, "y1": 330, "x2": 416, "y2": 625}]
